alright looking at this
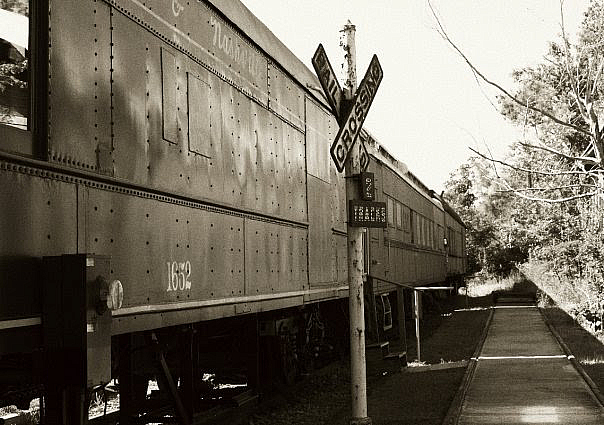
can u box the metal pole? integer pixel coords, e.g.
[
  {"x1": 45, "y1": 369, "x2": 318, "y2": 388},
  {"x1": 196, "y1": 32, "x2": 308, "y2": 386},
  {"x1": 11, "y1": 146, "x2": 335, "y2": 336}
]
[
  {"x1": 342, "y1": 21, "x2": 371, "y2": 425},
  {"x1": 414, "y1": 290, "x2": 421, "y2": 362}
]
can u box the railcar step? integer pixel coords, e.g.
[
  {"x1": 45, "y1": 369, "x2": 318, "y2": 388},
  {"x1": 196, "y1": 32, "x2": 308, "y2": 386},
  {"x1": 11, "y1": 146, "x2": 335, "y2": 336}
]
[
  {"x1": 496, "y1": 296, "x2": 535, "y2": 305},
  {"x1": 384, "y1": 351, "x2": 407, "y2": 368},
  {"x1": 232, "y1": 390, "x2": 259, "y2": 407},
  {"x1": 367, "y1": 341, "x2": 390, "y2": 357}
]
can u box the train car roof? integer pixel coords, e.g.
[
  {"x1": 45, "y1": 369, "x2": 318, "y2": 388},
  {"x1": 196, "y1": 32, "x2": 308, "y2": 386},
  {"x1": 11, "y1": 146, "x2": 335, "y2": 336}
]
[
  {"x1": 206, "y1": 0, "x2": 332, "y2": 111},
  {"x1": 209, "y1": 0, "x2": 457, "y2": 218},
  {"x1": 362, "y1": 130, "x2": 445, "y2": 211},
  {"x1": 430, "y1": 191, "x2": 467, "y2": 228}
]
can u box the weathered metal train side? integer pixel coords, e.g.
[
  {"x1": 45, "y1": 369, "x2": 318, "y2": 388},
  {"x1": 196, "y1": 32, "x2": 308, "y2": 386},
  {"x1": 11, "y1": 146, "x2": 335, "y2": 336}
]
[
  {"x1": 444, "y1": 203, "x2": 466, "y2": 278},
  {"x1": 44, "y1": 0, "x2": 323, "y2": 334},
  {"x1": 368, "y1": 152, "x2": 447, "y2": 293},
  {"x1": 1, "y1": 0, "x2": 347, "y2": 351}
]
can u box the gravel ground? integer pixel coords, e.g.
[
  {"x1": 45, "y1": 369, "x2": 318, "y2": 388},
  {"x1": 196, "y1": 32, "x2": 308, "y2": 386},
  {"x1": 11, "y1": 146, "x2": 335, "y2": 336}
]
[{"x1": 249, "y1": 294, "x2": 492, "y2": 425}]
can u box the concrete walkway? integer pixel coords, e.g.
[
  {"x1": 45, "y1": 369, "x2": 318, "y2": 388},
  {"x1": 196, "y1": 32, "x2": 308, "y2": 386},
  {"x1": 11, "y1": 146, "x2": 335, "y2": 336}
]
[{"x1": 457, "y1": 305, "x2": 604, "y2": 424}]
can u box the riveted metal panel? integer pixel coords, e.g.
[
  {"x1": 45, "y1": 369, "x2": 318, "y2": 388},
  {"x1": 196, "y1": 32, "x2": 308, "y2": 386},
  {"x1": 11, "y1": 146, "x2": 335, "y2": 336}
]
[
  {"x1": 112, "y1": 12, "x2": 150, "y2": 183},
  {"x1": 189, "y1": 211, "x2": 245, "y2": 299},
  {"x1": 290, "y1": 122, "x2": 307, "y2": 220},
  {"x1": 244, "y1": 220, "x2": 306, "y2": 296},
  {"x1": 273, "y1": 119, "x2": 287, "y2": 212},
  {"x1": 307, "y1": 175, "x2": 335, "y2": 286},
  {"x1": 0, "y1": 168, "x2": 77, "y2": 321},
  {"x1": 244, "y1": 220, "x2": 277, "y2": 295},
  {"x1": 161, "y1": 47, "x2": 178, "y2": 143},
  {"x1": 85, "y1": 187, "x2": 245, "y2": 311},
  {"x1": 254, "y1": 106, "x2": 277, "y2": 213},
  {"x1": 184, "y1": 66, "x2": 225, "y2": 201},
  {"x1": 105, "y1": 0, "x2": 269, "y2": 104},
  {"x1": 281, "y1": 121, "x2": 306, "y2": 218},
  {"x1": 246, "y1": 101, "x2": 263, "y2": 208},
  {"x1": 268, "y1": 63, "x2": 304, "y2": 131},
  {"x1": 141, "y1": 38, "x2": 192, "y2": 195},
  {"x1": 219, "y1": 82, "x2": 247, "y2": 206},
  {"x1": 305, "y1": 98, "x2": 331, "y2": 183},
  {"x1": 49, "y1": 0, "x2": 111, "y2": 171},
  {"x1": 188, "y1": 73, "x2": 212, "y2": 157},
  {"x1": 294, "y1": 227, "x2": 308, "y2": 290}
]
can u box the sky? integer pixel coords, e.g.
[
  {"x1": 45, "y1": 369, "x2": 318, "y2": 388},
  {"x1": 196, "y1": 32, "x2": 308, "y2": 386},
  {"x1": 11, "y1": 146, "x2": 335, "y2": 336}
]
[{"x1": 240, "y1": 0, "x2": 590, "y2": 193}]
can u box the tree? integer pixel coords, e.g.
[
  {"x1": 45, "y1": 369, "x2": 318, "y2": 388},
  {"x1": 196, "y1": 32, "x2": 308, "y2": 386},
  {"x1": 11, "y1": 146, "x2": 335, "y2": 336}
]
[
  {"x1": 0, "y1": 0, "x2": 28, "y2": 125},
  {"x1": 430, "y1": 0, "x2": 604, "y2": 203}
]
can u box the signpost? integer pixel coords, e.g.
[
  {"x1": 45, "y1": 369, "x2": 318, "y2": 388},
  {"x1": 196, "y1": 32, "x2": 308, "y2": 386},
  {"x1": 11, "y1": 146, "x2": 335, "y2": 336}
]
[{"x1": 312, "y1": 21, "x2": 383, "y2": 425}]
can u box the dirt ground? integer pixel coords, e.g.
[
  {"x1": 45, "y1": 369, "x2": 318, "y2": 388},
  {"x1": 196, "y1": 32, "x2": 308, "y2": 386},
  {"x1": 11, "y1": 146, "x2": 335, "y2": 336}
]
[{"x1": 249, "y1": 293, "x2": 492, "y2": 425}]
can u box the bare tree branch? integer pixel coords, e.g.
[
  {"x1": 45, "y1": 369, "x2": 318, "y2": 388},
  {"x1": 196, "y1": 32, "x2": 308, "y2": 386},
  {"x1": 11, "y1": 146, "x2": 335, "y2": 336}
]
[
  {"x1": 469, "y1": 147, "x2": 599, "y2": 177},
  {"x1": 496, "y1": 184, "x2": 597, "y2": 193},
  {"x1": 428, "y1": 0, "x2": 591, "y2": 137},
  {"x1": 517, "y1": 141, "x2": 599, "y2": 165}
]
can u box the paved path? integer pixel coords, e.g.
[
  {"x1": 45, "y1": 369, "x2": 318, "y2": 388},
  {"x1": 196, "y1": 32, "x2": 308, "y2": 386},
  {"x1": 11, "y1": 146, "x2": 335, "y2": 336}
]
[{"x1": 457, "y1": 304, "x2": 604, "y2": 424}]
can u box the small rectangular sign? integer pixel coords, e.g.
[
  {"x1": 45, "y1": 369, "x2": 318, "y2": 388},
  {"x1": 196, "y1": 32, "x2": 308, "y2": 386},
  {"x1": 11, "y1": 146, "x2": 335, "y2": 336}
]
[
  {"x1": 312, "y1": 44, "x2": 343, "y2": 118},
  {"x1": 360, "y1": 172, "x2": 375, "y2": 200},
  {"x1": 349, "y1": 200, "x2": 387, "y2": 228},
  {"x1": 330, "y1": 54, "x2": 383, "y2": 172}
]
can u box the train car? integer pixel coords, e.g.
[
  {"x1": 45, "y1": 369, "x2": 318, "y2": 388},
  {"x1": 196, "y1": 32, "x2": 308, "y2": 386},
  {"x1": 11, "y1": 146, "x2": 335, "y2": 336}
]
[
  {"x1": 0, "y1": 0, "x2": 465, "y2": 422},
  {"x1": 359, "y1": 134, "x2": 466, "y2": 339}
]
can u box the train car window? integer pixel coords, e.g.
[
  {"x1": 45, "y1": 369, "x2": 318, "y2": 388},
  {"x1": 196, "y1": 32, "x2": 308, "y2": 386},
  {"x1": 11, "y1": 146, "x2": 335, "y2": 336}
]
[
  {"x1": 0, "y1": 2, "x2": 30, "y2": 135},
  {"x1": 387, "y1": 197, "x2": 394, "y2": 227},
  {"x1": 422, "y1": 217, "x2": 427, "y2": 247},
  {"x1": 403, "y1": 205, "x2": 411, "y2": 233},
  {"x1": 395, "y1": 202, "x2": 402, "y2": 229},
  {"x1": 161, "y1": 47, "x2": 178, "y2": 143},
  {"x1": 412, "y1": 212, "x2": 418, "y2": 244},
  {"x1": 380, "y1": 294, "x2": 392, "y2": 331},
  {"x1": 188, "y1": 73, "x2": 212, "y2": 157}
]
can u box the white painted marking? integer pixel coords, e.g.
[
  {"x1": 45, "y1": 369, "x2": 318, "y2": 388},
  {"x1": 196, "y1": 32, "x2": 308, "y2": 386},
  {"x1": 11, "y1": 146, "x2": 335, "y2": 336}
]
[{"x1": 478, "y1": 355, "x2": 568, "y2": 360}]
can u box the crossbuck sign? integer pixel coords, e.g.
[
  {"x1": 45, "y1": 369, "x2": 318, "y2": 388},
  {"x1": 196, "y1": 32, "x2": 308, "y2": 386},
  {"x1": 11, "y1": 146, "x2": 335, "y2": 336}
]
[{"x1": 312, "y1": 46, "x2": 383, "y2": 173}]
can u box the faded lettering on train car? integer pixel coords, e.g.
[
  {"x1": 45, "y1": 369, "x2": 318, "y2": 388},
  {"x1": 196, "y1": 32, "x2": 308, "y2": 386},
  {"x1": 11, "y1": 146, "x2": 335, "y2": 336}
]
[{"x1": 210, "y1": 16, "x2": 263, "y2": 80}]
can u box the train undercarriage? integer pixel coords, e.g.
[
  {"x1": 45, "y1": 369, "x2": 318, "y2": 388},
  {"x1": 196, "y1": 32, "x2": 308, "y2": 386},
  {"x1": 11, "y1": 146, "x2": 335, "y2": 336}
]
[{"x1": 0, "y1": 298, "x2": 348, "y2": 424}]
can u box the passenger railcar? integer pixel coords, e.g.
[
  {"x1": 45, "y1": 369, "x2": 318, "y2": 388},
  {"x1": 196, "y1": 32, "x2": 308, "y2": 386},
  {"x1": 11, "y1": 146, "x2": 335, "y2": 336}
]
[{"x1": 0, "y1": 0, "x2": 466, "y2": 422}]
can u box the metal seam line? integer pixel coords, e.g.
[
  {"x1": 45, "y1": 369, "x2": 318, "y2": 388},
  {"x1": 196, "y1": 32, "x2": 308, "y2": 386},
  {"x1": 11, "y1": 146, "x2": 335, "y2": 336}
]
[
  {"x1": 0, "y1": 287, "x2": 350, "y2": 328},
  {"x1": 112, "y1": 285, "x2": 350, "y2": 316},
  {"x1": 0, "y1": 317, "x2": 42, "y2": 330}
]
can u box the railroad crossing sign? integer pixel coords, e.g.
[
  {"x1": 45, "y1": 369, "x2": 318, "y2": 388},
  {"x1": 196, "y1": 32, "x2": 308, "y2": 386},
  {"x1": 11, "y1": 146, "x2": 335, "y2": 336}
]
[
  {"x1": 312, "y1": 44, "x2": 343, "y2": 120},
  {"x1": 312, "y1": 46, "x2": 383, "y2": 173}
]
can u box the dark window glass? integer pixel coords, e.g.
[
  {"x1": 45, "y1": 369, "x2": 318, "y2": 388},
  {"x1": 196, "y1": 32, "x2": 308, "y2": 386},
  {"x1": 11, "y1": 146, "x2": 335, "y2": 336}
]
[{"x1": 0, "y1": 1, "x2": 29, "y2": 130}]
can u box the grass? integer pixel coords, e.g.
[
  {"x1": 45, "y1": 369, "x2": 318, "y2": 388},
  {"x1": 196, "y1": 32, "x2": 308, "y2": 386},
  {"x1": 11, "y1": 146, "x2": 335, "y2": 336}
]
[
  {"x1": 464, "y1": 270, "x2": 522, "y2": 298},
  {"x1": 0, "y1": 401, "x2": 39, "y2": 424}
]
